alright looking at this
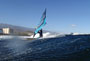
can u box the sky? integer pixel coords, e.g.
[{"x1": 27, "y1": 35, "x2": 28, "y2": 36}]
[{"x1": 0, "y1": 0, "x2": 90, "y2": 33}]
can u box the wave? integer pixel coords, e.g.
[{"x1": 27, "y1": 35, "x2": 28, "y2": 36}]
[{"x1": 30, "y1": 32, "x2": 60, "y2": 39}]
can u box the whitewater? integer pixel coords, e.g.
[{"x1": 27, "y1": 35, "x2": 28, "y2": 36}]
[{"x1": 0, "y1": 32, "x2": 62, "y2": 40}]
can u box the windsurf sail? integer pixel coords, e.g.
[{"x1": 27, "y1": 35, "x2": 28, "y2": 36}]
[{"x1": 34, "y1": 9, "x2": 46, "y2": 35}]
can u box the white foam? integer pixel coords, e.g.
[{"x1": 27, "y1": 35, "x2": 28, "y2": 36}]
[
  {"x1": 29, "y1": 32, "x2": 59, "y2": 39},
  {"x1": 0, "y1": 32, "x2": 61, "y2": 40}
]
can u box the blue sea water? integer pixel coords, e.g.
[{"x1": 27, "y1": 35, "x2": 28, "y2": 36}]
[{"x1": 0, "y1": 35, "x2": 90, "y2": 61}]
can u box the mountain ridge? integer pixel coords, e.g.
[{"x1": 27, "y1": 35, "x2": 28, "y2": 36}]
[{"x1": 0, "y1": 23, "x2": 34, "y2": 32}]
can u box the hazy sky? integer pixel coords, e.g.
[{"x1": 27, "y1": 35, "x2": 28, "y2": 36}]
[{"x1": 0, "y1": 0, "x2": 90, "y2": 33}]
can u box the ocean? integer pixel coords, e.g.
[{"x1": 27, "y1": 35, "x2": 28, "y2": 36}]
[{"x1": 0, "y1": 35, "x2": 90, "y2": 61}]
